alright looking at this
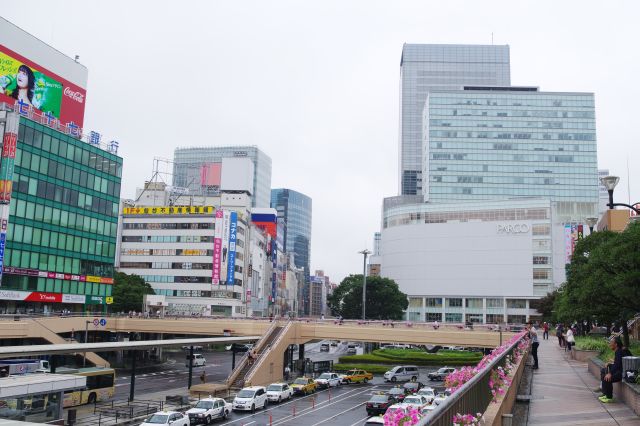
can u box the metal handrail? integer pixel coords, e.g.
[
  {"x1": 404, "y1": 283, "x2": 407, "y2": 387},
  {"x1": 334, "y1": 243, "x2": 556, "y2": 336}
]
[
  {"x1": 244, "y1": 320, "x2": 292, "y2": 383},
  {"x1": 418, "y1": 333, "x2": 527, "y2": 425},
  {"x1": 225, "y1": 320, "x2": 279, "y2": 386}
]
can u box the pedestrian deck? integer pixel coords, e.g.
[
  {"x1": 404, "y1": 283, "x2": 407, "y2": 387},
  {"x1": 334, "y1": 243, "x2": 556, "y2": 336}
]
[{"x1": 527, "y1": 337, "x2": 640, "y2": 425}]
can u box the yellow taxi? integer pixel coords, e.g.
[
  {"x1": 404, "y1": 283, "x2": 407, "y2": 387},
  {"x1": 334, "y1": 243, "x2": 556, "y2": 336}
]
[
  {"x1": 290, "y1": 377, "x2": 317, "y2": 395},
  {"x1": 341, "y1": 369, "x2": 373, "y2": 384}
]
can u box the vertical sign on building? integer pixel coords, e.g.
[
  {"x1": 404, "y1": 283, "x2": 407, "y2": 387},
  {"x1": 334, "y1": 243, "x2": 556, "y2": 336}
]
[
  {"x1": 0, "y1": 111, "x2": 19, "y2": 285},
  {"x1": 271, "y1": 235, "x2": 277, "y2": 302},
  {"x1": 212, "y1": 209, "x2": 223, "y2": 285},
  {"x1": 226, "y1": 211, "x2": 237, "y2": 286},
  {"x1": 564, "y1": 223, "x2": 573, "y2": 263}
]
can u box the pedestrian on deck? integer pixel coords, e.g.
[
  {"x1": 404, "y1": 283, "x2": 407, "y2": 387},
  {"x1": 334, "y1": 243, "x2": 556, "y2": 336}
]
[
  {"x1": 566, "y1": 327, "x2": 575, "y2": 351},
  {"x1": 200, "y1": 371, "x2": 206, "y2": 384},
  {"x1": 528, "y1": 321, "x2": 539, "y2": 370},
  {"x1": 543, "y1": 322, "x2": 549, "y2": 340},
  {"x1": 599, "y1": 337, "x2": 625, "y2": 403},
  {"x1": 556, "y1": 323, "x2": 564, "y2": 347}
]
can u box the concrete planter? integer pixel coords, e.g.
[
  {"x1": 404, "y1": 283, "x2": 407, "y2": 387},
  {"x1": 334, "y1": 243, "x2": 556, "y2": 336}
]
[{"x1": 572, "y1": 349, "x2": 600, "y2": 362}]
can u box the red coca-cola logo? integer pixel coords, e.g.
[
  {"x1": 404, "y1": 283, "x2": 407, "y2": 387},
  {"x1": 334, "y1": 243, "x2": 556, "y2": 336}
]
[{"x1": 64, "y1": 87, "x2": 85, "y2": 104}]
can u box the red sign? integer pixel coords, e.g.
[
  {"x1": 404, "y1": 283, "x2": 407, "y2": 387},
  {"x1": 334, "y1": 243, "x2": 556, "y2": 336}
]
[{"x1": 24, "y1": 292, "x2": 62, "y2": 303}]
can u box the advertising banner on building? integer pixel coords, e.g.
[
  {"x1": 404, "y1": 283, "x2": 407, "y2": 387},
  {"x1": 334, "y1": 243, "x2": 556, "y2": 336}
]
[
  {"x1": 0, "y1": 111, "x2": 19, "y2": 204},
  {"x1": 220, "y1": 210, "x2": 231, "y2": 283},
  {"x1": 226, "y1": 211, "x2": 238, "y2": 286},
  {"x1": 212, "y1": 209, "x2": 223, "y2": 285},
  {"x1": 123, "y1": 206, "x2": 213, "y2": 215},
  {"x1": 0, "y1": 45, "x2": 87, "y2": 128},
  {"x1": 564, "y1": 223, "x2": 584, "y2": 263}
]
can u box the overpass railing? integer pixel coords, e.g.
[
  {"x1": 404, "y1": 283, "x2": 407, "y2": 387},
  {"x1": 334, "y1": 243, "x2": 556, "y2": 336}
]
[
  {"x1": 225, "y1": 319, "x2": 279, "y2": 387},
  {"x1": 244, "y1": 320, "x2": 292, "y2": 383},
  {"x1": 417, "y1": 331, "x2": 528, "y2": 425}
]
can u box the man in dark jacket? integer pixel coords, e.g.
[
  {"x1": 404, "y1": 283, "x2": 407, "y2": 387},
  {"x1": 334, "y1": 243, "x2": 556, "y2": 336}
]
[{"x1": 599, "y1": 337, "x2": 625, "y2": 403}]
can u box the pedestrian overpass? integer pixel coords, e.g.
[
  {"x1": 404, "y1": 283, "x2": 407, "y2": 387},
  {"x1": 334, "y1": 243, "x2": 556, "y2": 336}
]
[{"x1": 1, "y1": 316, "x2": 512, "y2": 387}]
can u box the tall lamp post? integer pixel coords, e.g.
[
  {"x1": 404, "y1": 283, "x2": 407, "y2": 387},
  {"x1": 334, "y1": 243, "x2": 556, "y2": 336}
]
[
  {"x1": 601, "y1": 176, "x2": 640, "y2": 215},
  {"x1": 358, "y1": 249, "x2": 371, "y2": 321}
]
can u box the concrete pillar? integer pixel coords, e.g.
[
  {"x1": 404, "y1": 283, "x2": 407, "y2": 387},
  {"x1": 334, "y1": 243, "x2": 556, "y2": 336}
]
[{"x1": 298, "y1": 344, "x2": 305, "y2": 373}]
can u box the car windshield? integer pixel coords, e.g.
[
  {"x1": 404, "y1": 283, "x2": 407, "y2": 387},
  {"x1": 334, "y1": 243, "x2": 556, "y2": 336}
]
[
  {"x1": 145, "y1": 414, "x2": 169, "y2": 424},
  {"x1": 369, "y1": 395, "x2": 388, "y2": 403},
  {"x1": 318, "y1": 373, "x2": 332, "y2": 379},
  {"x1": 294, "y1": 379, "x2": 308, "y2": 385},
  {"x1": 237, "y1": 390, "x2": 255, "y2": 398},
  {"x1": 404, "y1": 397, "x2": 422, "y2": 404},
  {"x1": 419, "y1": 389, "x2": 434, "y2": 395},
  {"x1": 267, "y1": 385, "x2": 282, "y2": 391},
  {"x1": 438, "y1": 368, "x2": 448, "y2": 373},
  {"x1": 195, "y1": 401, "x2": 213, "y2": 409},
  {"x1": 389, "y1": 388, "x2": 403, "y2": 395}
]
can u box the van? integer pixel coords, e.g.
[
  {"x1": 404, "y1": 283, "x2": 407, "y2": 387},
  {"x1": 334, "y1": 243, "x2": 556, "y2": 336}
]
[
  {"x1": 320, "y1": 343, "x2": 330, "y2": 352},
  {"x1": 185, "y1": 354, "x2": 206, "y2": 367},
  {"x1": 383, "y1": 365, "x2": 419, "y2": 382}
]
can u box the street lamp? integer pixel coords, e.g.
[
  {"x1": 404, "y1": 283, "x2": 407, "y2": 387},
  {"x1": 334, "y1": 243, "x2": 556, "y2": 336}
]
[
  {"x1": 600, "y1": 175, "x2": 640, "y2": 214},
  {"x1": 585, "y1": 217, "x2": 598, "y2": 234},
  {"x1": 358, "y1": 249, "x2": 371, "y2": 321}
]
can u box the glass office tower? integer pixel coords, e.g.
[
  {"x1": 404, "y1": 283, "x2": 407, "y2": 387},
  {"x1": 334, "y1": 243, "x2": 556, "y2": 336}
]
[
  {"x1": 173, "y1": 146, "x2": 272, "y2": 208},
  {"x1": 423, "y1": 87, "x2": 598, "y2": 219},
  {"x1": 399, "y1": 44, "x2": 511, "y2": 196},
  {"x1": 270, "y1": 188, "x2": 312, "y2": 279},
  {"x1": 1, "y1": 117, "x2": 122, "y2": 313}
]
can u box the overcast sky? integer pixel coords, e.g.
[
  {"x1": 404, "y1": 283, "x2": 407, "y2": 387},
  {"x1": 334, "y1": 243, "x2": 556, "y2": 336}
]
[{"x1": 3, "y1": 1, "x2": 639, "y2": 283}]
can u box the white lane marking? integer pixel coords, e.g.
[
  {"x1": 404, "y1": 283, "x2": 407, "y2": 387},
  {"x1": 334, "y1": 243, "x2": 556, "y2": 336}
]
[
  {"x1": 309, "y1": 400, "x2": 370, "y2": 426},
  {"x1": 270, "y1": 387, "x2": 377, "y2": 426}
]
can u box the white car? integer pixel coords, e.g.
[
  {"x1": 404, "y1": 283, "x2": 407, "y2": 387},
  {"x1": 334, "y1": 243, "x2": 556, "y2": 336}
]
[
  {"x1": 232, "y1": 386, "x2": 268, "y2": 412},
  {"x1": 397, "y1": 395, "x2": 430, "y2": 411},
  {"x1": 315, "y1": 372, "x2": 341, "y2": 389},
  {"x1": 364, "y1": 416, "x2": 385, "y2": 425},
  {"x1": 185, "y1": 398, "x2": 231, "y2": 424},
  {"x1": 140, "y1": 411, "x2": 189, "y2": 426},
  {"x1": 417, "y1": 387, "x2": 435, "y2": 403},
  {"x1": 421, "y1": 404, "x2": 437, "y2": 415},
  {"x1": 433, "y1": 392, "x2": 448, "y2": 405},
  {"x1": 266, "y1": 383, "x2": 293, "y2": 402}
]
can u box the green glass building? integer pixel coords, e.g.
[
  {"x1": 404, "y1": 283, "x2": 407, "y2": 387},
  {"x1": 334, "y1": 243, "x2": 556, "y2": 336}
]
[{"x1": 0, "y1": 116, "x2": 122, "y2": 313}]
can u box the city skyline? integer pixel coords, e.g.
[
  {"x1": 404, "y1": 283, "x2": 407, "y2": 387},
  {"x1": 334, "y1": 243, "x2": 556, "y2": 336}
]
[{"x1": 2, "y1": 1, "x2": 638, "y2": 283}]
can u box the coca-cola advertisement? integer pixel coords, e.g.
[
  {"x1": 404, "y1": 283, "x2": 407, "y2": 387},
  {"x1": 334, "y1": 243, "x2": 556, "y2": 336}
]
[{"x1": 0, "y1": 44, "x2": 86, "y2": 128}]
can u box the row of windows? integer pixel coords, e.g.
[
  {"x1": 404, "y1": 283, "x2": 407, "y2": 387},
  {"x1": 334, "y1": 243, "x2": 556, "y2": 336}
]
[
  {"x1": 431, "y1": 152, "x2": 594, "y2": 163},
  {"x1": 384, "y1": 208, "x2": 549, "y2": 227},
  {"x1": 429, "y1": 130, "x2": 595, "y2": 141},
  {"x1": 120, "y1": 262, "x2": 212, "y2": 270},
  {"x1": 1, "y1": 275, "x2": 111, "y2": 297},
  {"x1": 533, "y1": 269, "x2": 551, "y2": 280},
  {"x1": 429, "y1": 164, "x2": 597, "y2": 174},
  {"x1": 153, "y1": 289, "x2": 241, "y2": 299},
  {"x1": 430, "y1": 119, "x2": 594, "y2": 130},
  {"x1": 3, "y1": 249, "x2": 114, "y2": 276},
  {"x1": 13, "y1": 173, "x2": 118, "y2": 218},
  {"x1": 15, "y1": 149, "x2": 121, "y2": 198},
  {"x1": 430, "y1": 141, "x2": 594, "y2": 152},
  {"x1": 19, "y1": 122, "x2": 122, "y2": 178},
  {"x1": 410, "y1": 297, "x2": 528, "y2": 309},
  {"x1": 140, "y1": 275, "x2": 243, "y2": 286},
  {"x1": 430, "y1": 176, "x2": 596, "y2": 187},
  {"x1": 11, "y1": 197, "x2": 118, "y2": 238},
  {"x1": 430, "y1": 108, "x2": 595, "y2": 119},
  {"x1": 429, "y1": 96, "x2": 595, "y2": 108},
  {"x1": 123, "y1": 222, "x2": 213, "y2": 230},
  {"x1": 121, "y1": 235, "x2": 214, "y2": 243},
  {"x1": 9, "y1": 224, "x2": 116, "y2": 258}
]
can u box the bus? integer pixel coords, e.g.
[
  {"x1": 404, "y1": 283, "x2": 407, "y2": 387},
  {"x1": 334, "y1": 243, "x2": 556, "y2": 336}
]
[{"x1": 56, "y1": 367, "x2": 116, "y2": 407}]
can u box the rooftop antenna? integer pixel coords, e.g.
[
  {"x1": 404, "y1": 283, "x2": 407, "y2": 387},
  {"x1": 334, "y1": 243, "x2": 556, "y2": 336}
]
[
  {"x1": 627, "y1": 156, "x2": 632, "y2": 205},
  {"x1": 491, "y1": 32, "x2": 494, "y2": 45}
]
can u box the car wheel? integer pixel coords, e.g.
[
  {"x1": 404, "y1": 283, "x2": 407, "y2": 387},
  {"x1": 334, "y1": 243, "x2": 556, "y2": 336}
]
[
  {"x1": 278, "y1": 396, "x2": 281, "y2": 403},
  {"x1": 206, "y1": 415, "x2": 211, "y2": 424},
  {"x1": 264, "y1": 399, "x2": 268, "y2": 408},
  {"x1": 346, "y1": 379, "x2": 351, "y2": 384},
  {"x1": 391, "y1": 377, "x2": 397, "y2": 382},
  {"x1": 363, "y1": 378, "x2": 368, "y2": 384},
  {"x1": 87, "y1": 392, "x2": 96, "y2": 404},
  {"x1": 222, "y1": 410, "x2": 228, "y2": 419},
  {"x1": 251, "y1": 404, "x2": 255, "y2": 413}
]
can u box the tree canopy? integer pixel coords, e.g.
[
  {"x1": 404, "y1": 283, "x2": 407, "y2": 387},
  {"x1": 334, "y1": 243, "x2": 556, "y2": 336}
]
[
  {"x1": 327, "y1": 275, "x2": 408, "y2": 320},
  {"x1": 111, "y1": 272, "x2": 155, "y2": 313},
  {"x1": 554, "y1": 222, "x2": 640, "y2": 346}
]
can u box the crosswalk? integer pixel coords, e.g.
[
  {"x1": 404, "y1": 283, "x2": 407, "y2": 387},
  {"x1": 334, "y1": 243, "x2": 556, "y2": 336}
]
[{"x1": 115, "y1": 365, "x2": 221, "y2": 387}]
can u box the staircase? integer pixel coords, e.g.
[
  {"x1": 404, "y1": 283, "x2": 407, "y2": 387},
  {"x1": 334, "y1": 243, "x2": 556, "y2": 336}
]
[
  {"x1": 227, "y1": 321, "x2": 284, "y2": 389},
  {"x1": 609, "y1": 314, "x2": 640, "y2": 342}
]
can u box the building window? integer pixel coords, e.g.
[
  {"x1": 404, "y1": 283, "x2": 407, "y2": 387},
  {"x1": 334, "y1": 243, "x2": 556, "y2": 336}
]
[
  {"x1": 507, "y1": 315, "x2": 527, "y2": 324},
  {"x1": 532, "y1": 224, "x2": 550, "y2": 235},
  {"x1": 426, "y1": 297, "x2": 442, "y2": 308},
  {"x1": 486, "y1": 314, "x2": 503, "y2": 324},
  {"x1": 408, "y1": 297, "x2": 423, "y2": 308},
  {"x1": 507, "y1": 299, "x2": 526, "y2": 309},
  {"x1": 465, "y1": 298, "x2": 483, "y2": 308},
  {"x1": 446, "y1": 298, "x2": 462, "y2": 307},
  {"x1": 486, "y1": 298, "x2": 503, "y2": 308},
  {"x1": 533, "y1": 256, "x2": 549, "y2": 265},
  {"x1": 533, "y1": 269, "x2": 550, "y2": 280},
  {"x1": 426, "y1": 313, "x2": 442, "y2": 322},
  {"x1": 407, "y1": 312, "x2": 421, "y2": 322},
  {"x1": 445, "y1": 313, "x2": 462, "y2": 323},
  {"x1": 465, "y1": 314, "x2": 483, "y2": 324}
]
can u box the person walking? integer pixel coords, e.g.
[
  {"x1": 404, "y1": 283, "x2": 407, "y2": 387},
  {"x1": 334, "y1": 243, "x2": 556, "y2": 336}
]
[
  {"x1": 543, "y1": 322, "x2": 549, "y2": 340},
  {"x1": 528, "y1": 322, "x2": 539, "y2": 370},
  {"x1": 556, "y1": 323, "x2": 565, "y2": 347},
  {"x1": 566, "y1": 327, "x2": 575, "y2": 351}
]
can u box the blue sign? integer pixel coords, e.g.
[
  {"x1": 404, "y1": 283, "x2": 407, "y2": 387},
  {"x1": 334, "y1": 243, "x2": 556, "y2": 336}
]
[
  {"x1": 99, "y1": 318, "x2": 107, "y2": 327},
  {"x1": 0, "y1": 232, "x2": 5, "y2": 282},
  {"x1": 226, "y1": 212, "x2": 237, "y2": 285}
]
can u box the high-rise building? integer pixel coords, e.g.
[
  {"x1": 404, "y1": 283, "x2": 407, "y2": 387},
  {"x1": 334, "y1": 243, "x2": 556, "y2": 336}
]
[
  {"x1": 598, "y1": 169, "x2": 611, "y2": 215},
  {"x1": 422, "y1": 87, "x2": 598, "y2": 220},
  {"x1": 399, "y1": 44, "x2": 511, "y2": 196},
  {"x1": 270, "y1": 189, "x2": 312, "y2": 278},
  {"x1": 173, "y1": 146, "x2": 272, "y2": 208}
]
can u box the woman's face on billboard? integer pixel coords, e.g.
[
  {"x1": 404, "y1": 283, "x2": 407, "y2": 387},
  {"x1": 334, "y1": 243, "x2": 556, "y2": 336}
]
[{"x1": 17, "y1": 69, "x2": 29, "y2": 88}]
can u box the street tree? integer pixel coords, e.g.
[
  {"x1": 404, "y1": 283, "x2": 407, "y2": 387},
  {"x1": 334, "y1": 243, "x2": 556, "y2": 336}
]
[
  {"x1": 327, "y1": 275, "x2": 408, "y2": 320},
  {"x1": 111, "y1": 272, "x2": 155, "y2": 314}
]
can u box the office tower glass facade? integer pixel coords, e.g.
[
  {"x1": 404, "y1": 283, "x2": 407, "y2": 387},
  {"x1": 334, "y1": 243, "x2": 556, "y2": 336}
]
[
  {"x1": 1, "y1": 118, "x2": 122, "y2": 310},
  {"x1": 173, "y1": 146, "x2": 272, "y2": 208},
  {"x1": 423, "y1": 88, "x2": 598, "y2": 219},
  {"x1": 270, "y1": 188, "x2": 312, "y2": 279},
  {"x1": 400, "y1": 44, "x2": 511, "y2": 196}
]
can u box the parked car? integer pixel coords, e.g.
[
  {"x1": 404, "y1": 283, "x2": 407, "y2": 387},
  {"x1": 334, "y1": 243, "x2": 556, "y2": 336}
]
[
  {"x1": 320, "y1": 343, "x2": 330, "y2": 352},
  {"x1": 315, "y1": 372, "x2": 341, "y2": 389},
  {"x1": 387, "y1": 386, "x2": 406, "y2": 402},
  {"x1": 383, "y1": 365, "x2": 420, "y2": 382},
  {"x1": 341, "y1": 369, "x2": 373, "y2": 384},
  {"x1": 232, "y1": 386, "x2": 268, "y2": 412},
  {"x1": 140, "y1": 411, "x2": 189, "y2": 426},
  {"x1": 402, "y1": 381, "x2": 425, "y2": 395},
  {"x1": 330, "y1": 341, "x2": 338, "y2": 347},
  {"x1": 396, "y1": 395, "x2": 430, "y2": 412},
  {"x1": 185, "y1": 354, "x2": 206, "y2": 367},
  {"x1": 346, "y1": 344, "x2": 357, "y2": 354},
  {"x1": 365, "y1": 393, "x2": 398, "y2": 416},
  {"x1": 290, "y1": 377, "x2": 317, "y2": 395},
  {"x1": 428, "y1": 367, "x2": 455, "y2": 382},
  {"x1": 182, "y1": 345, "x2": 203, "y2": 352},
  {"x1": 266, "y1": 383, "x2": 293, "y2": 403},
  {"x1": 185, "y1": 398, "x2": 231, "y2": 424},
  {"x1": 417, "y1": 387, "x2": 435, "y2": 403},
  {"x1": 433, "y1": 390, "x2": 450, "y2": 405},
  {"x1": 364, "y1": 416, "x2": 385, "y2": 425},
  {"x1": 225, "y1": 343, "x2": 253, "y2": 352}
]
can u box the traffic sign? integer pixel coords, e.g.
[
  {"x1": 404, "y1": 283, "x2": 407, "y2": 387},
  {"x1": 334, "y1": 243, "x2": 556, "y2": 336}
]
[
  {"x1": 99, "y1": 318, "x2": 107, "y2": 327},
  {"x1": 93, "y1": 318, "x2": 99, "y2": 327},
  {"x1": 105, "y1": 296, "x2": 113, "y2": 304}
]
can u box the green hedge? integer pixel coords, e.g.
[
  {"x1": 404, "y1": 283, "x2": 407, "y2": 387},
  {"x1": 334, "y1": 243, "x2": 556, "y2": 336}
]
[
  {"x1": 338, "y1": 350, "x2": 482, "y2": 366},
  {"x1": 574, "y1": 336, "x2": 609, "y2": 352}
]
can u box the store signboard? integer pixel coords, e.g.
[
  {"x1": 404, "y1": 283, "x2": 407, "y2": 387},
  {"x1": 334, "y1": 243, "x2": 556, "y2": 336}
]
[
  {"x1": 212, "y1": 209, "x2": 223, "y2": 284},
  {"x1": 226, "y1": 211, "x2": 237, "y2": 285},
  {"x1": 123, "y1": 206, "x2": 213, "y2": 215}
]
